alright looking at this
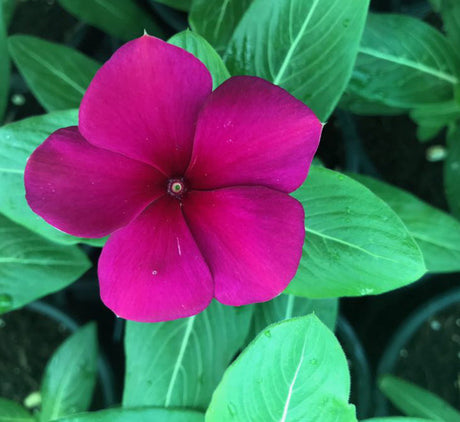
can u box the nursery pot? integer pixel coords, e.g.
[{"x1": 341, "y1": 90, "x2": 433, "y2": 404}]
[
  {"x1": 336, "y1": 316, "x2": 373, "y2": 419},
  {"x1": 375, "y1": 287, "x2": 460, "y2": 416},
  {"x1": 0, "y1": 300, "x2": 115, "y2": 410}
]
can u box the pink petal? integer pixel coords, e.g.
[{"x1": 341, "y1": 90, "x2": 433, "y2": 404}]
[
  {"x1": 25, "y1": 127, "x2": 165, "y2": 238},
  {"x1": 98, "y1": 197, "x2": 213, "y2": 322},
  {"x1": 185, "y1": 76, "x2": 322, "y2": 193},
  {"x1": 79, "y1": 35, "x2": 212, "y2": 176},
  {"x1": 183, "y1": 187, "x2": 305, "y2": 306}
]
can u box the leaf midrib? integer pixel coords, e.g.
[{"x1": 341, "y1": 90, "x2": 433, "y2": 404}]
[
  {"x1": 273, "y1": 0, "x2": 321, "y2": 85},
  {"x1": 359, "y1": 46, "x2": 458, "y2": 84},
  {"x1": 305, "y1": 227, "x2": 401, "y2": 264}
]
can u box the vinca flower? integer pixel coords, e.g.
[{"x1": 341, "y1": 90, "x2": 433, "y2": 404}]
[{"x1": 24, "y1": 35, "x2": 322, "y2": 322}]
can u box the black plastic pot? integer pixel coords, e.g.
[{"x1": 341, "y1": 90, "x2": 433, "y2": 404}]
[
  {"x1": 0, "y1": 301, "x2": 116, "y2": 410},
  {"x1": 336, "y1": 316, "x2": 373, "y2": 419},
  {"x1": 375, "y1": 287, "x2": 460, "y2": 416}
]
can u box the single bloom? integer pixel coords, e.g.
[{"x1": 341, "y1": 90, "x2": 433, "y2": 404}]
[{"x1": 24, "y1": 35, "x2": 322, "y2": 322}]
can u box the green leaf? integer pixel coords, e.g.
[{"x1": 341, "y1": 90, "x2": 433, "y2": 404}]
[
  {"x1": 0, "y1": 214, "x2": 90, "y2": 314},
  {"x1": 8, "y1": 35, "x2": 100, "y2": 111},
  {"x1": 0, "y1": 3, "x2": 9, "y2": 123},
  {"x1": 286, "y1": 166, "x2": 426, "y2": 298},
  {"x1": 362, "y1": 418, "x2": 437, "y2": 422},
  {"x1": 155, "y1": 0, "x2": 192, "y2": 12},
  {"x1": 190, "y1": 0, "x2": 252, "y2": 53},
  {"x1": 343, "y1": 13, "x2": 460, "y2": 114},
  {"x1": 123, "y1": 300, "x2": 253, "y2": 409},
  {"x1": 0, "y1": 398, "x2": 33, "y2": 422},
  {"x1": 168, "y1": 30, "x2": 230, "y2": 89},
  {"x1": 1, "y1": 0, "x2": 16, "y2": 28},
  {"x1": 445, "y1": 124, "x2": 460, "y2": 219},
  {"x1": 0, "y1": 110, "x2": 105, "y2": 246},
  {"x1": 409, "y1": 101, "x2": 460, "y2": 142},
  {"x1": 40, "y1": 323, "x2": 98, "y2": 422},
  {"x1": 56, "y1": 407, "x2": 204, "y2": 422},
  {"x1": 249, "y1": 294, "x2": 338, "y2": 344},
  {"x1": 379, "y1": 375, "x2": 460, "y2": 422},
  {"x1": 437, "y1": 0, "x2": 460, "y2": 49},
  {"x1": 206, "y1": 315, "x2": 355, "y2": 422},
  {"x1": 58, "y1": 0, "x2": 164, "y2": 41},
  {"x1": 225, "y1": 0, "x2": 370, "y2": 121},
  {"x1": 350, "y1": 173, "x2": 460, "y2": 273}
]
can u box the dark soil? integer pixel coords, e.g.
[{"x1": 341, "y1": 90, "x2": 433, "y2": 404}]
[
  {"x1": 394, "y1": 303, "x2": 460, "y2": 410},
  {"x1": 0, "y1": 308, "x2": 70, "y2": 403}
]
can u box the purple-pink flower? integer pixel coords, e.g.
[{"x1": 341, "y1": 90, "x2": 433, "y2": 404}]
[{"x1": 24, "y1": 35, "x2": 322, "y2": 322}]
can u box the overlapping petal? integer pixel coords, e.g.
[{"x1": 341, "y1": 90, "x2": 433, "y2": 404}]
[
  {"x1": 182, "y1": 187, "x2": 305, "y2": 306},
  {"x1": 24, "y1": 127, "x2": 165, "y2": 238},
  {"x1": 79, "y1": 35, "x2": 213, "y2": 175},
  {"x1": 185, "y1": 76, "x2": 322, "y2": 192},
  {"x1": 98, "y1": 197, "x2": 214, "y2": 322}
]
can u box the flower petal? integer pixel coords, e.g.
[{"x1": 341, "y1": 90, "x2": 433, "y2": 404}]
[
  {"x1": 98, "y1": 197, "x2": 213, "y2": 322},
  {"x1": 25, "y1": 127, "x2": 165, "y2": 238},
  {"x1": 185, "y1": 76, "x2": 322, "y2": 192},
  {"x1": 183, "y1": 187, "x2": 305, "y2": 305},
  {"x1": 79, "y1": 35, "x2": 213, "y2": 175}
]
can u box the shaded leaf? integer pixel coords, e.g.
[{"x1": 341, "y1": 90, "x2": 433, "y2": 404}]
[
  {"x1": 0, "y1": 110, "x2": 105, "y2": 246},
  {"x1": 155, "y1": 0, "x2": 192, "y2": 12},
  {"x1": 56, "y1": 407, "x2": 204, "y2": 422},
  {"x1": 445, "y1": 124, "x2": 460, "y2": 219},
  {"x1": 0, "y1": 398, "x2": 33, "y2": 422},
  {"x1": 350, "y1": 173, "x2": 460, "y2": 273},
  {"x1": 58, "y1": 0, "x2": 164, "y2": 41},
  {"x1": 169, "y1": 30, "x2": 230, "y2": 89},
  {"x1": 0, "y1": 3, "x2": 9, "y2": 123},
  {"x1": 249, "y1": 294, "x2": 338, "y2": 343},
  {"x1": 8, "y1": 35, "x2": 99, "y2": 111},
  {"x1": 0, "y1": 213, "x2": 90, "y2": 314},
  {"x1": 342, "y1": 13, "x2": 460, "y2": 114},
  {"x1": 286, "y1": 166, "x2": 426, "y2": 298},
  {"x1": 438, "y1": 0, "x2": 460, "y2": 48},
  {"x1": 190, "y1": 0, "x2": 252, "y2": 53},
  {"x1": 123, "y1": 301, "x2": 253, "y2": 409},
  {"x1": 40, "y1": 323, "x2": 98, "y2": 422},
  {"x1": 206, "y1": 315, "x2": 355, "y2": 422},
  {"x1": 379, "y1": 375, "x2": 460, "y2": 422},
  {"x1": 225, "y1": 0, "x2": 370, "y2": 121}
]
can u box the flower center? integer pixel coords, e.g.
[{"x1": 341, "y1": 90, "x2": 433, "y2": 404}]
[{"x1": 167, "y1": 178, "x2": 187, "y2": 198}]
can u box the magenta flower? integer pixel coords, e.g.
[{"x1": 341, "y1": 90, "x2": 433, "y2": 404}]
[{"x1": 24, "y1": 35, "x2": 322, "y2": 322}]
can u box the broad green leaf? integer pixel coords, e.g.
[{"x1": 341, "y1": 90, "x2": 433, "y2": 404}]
[
  {"x1": 343, "y1": 13, "x2": 460, "y2": 114},
  {"x1": 155, "y1": 0, "x2": 192, "y2": 12},
  {"x1": 379, "y1": 375, "x2": 460, "y2": 422},
  {"x1": 437, "y1": 0, "x2": 460, "y2": 48},
  {"x1": 225, "y1": 0, "x2": 370, "y2": 121},
  {"x1": 56, "y1": 407, "x2": 204, "y2": 422},
  {"x1": 0, "y1": 398, "x2": 33, "y2": 422},
  {"x1": 40, "y1": 323, "x2": 98, "y2": 422},
  {"x1": 410, "y1": 101, "x2": 460, "y2": 142},
  {"x1": 0, "y1": 4, "x2": 9, "y2": 123},
  {"x1": 123, "y1": 300, "x2": 253, "y2": 409},
  {"x1": 58, "y1": 0, "x2": 164, "y2": 41},
  {"x1": 286, "y1": 166, "x2": 426, "y2": 298},
  {"x1": 445, "y1": 124, "x2": 460, "y2": 219},
  {"x1": 350, "y1": 174, "x2": 460, "y2": 273},
  {"x1": 0, "y1": 214, "x2": 90, "y2": 314},
  {"x1": 8, "y1": 35, "x2": 100, "y2": 111},
  {"x1": 249, "y1": 294, "x2": 338, "y2": 343},
  {"x1": 206, "y1": 315, "x2": 355, "y2": 422},
  {"x1": 168, "y1": 30, "x2": 230, "y2": 89},
  {"x1": 362, "y1": 418, "x2": 436, "y2": 422},
  {"x1": 190, "y1": 0, "x2": 252, "y2": 53},
  {"x1": 1, "y1": 0, "x2": 16, "y2": 27},
  {"x1": 0, "y1": 110, "x2": 105, "y2": 246}
]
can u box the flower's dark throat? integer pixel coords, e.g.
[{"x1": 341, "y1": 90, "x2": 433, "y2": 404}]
[{"x1": 167, "y1": 178, "x2": 188, "y2": 200}]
